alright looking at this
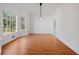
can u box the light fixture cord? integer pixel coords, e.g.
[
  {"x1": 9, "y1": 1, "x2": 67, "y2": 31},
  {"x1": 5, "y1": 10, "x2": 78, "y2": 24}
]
[{"x1": 40, "y1": 3, "x2": 42, "y2": 17}]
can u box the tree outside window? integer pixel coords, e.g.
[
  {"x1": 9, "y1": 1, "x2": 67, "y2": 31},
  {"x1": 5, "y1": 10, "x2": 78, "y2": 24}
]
[{"x1": 3, "y1": 10, "x2": 16, "y2": 36}]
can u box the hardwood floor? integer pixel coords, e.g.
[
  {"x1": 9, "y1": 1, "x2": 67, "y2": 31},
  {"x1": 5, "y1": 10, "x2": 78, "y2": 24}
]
[{"x1": 2, "y1": 34, "x2": 77, "y2": 55}]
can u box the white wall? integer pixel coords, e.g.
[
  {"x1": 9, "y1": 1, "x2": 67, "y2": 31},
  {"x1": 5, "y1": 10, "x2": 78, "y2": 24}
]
[
  {"x1": 31, "y1": 13, "x2": 54, "y2": 34},
  {"x1": 0, "y1": 14, "x2": 1, "y2": 45},
  {"x1": 55, "y1": 4, "x2": 79, "y2": 54},
  {"x1": 0, "y1": 11, "x2": 1, "y2": 38}
]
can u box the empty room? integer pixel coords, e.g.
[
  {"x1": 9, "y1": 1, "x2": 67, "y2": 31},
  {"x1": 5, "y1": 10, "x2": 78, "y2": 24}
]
[{"x1": 0, "y1": 3, "x2": 79, "y2": 55}]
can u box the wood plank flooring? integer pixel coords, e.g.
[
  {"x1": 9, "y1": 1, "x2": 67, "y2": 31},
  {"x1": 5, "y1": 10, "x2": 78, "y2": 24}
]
[{"x1": 2, "y1": 34, "x2": 77, "y2": 55}]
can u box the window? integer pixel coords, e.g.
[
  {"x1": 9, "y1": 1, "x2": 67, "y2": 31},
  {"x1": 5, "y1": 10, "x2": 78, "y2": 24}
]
[
  {"x1": 20, "y1": 16, "x2": 25, "y2": 31},
  {"x1": 3, "y1": 10, "x2": 16, "y2": 36}
]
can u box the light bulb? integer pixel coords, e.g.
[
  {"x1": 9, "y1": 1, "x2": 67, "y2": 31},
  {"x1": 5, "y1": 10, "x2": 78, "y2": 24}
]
[{"x1": 40, "y1": 17, "x2": 42, "y2": 20}]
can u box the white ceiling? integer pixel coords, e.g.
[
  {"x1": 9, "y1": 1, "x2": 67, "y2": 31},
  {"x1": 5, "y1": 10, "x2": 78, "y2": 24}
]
[
  {"x1": 0, "y1": 3, "x2": 61, "y2": 16},
  {"x1": 42, "y1": 3, "x2": 61, "y2": 16}
]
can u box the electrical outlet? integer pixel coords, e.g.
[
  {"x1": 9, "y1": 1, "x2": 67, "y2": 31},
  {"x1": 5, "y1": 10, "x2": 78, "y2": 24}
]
[{"x1": 12, "y1": 36, "x2": 15, "y2": 38}]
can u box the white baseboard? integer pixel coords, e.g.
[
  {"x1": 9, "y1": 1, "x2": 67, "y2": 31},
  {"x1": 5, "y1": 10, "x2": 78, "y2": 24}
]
[
  {"x1": 30, "y1": 32, "x2": 52, "y2": 34},
  {"x1": 54, "y1": 33, "x2": 79, "y2": 54}
]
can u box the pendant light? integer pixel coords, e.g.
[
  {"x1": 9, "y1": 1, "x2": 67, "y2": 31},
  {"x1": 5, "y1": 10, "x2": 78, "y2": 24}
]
[{"x1": 40, "y1": 3, "x2": 42, "y2": 20}]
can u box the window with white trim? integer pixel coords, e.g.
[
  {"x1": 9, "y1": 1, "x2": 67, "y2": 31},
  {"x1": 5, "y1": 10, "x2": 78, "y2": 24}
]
[
  {"x1": 20, "y1": 16, "x2": 25, "y2": 31},
  {"x1": 3, "y1": 10, "x2": 16, "y2": 36}
]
